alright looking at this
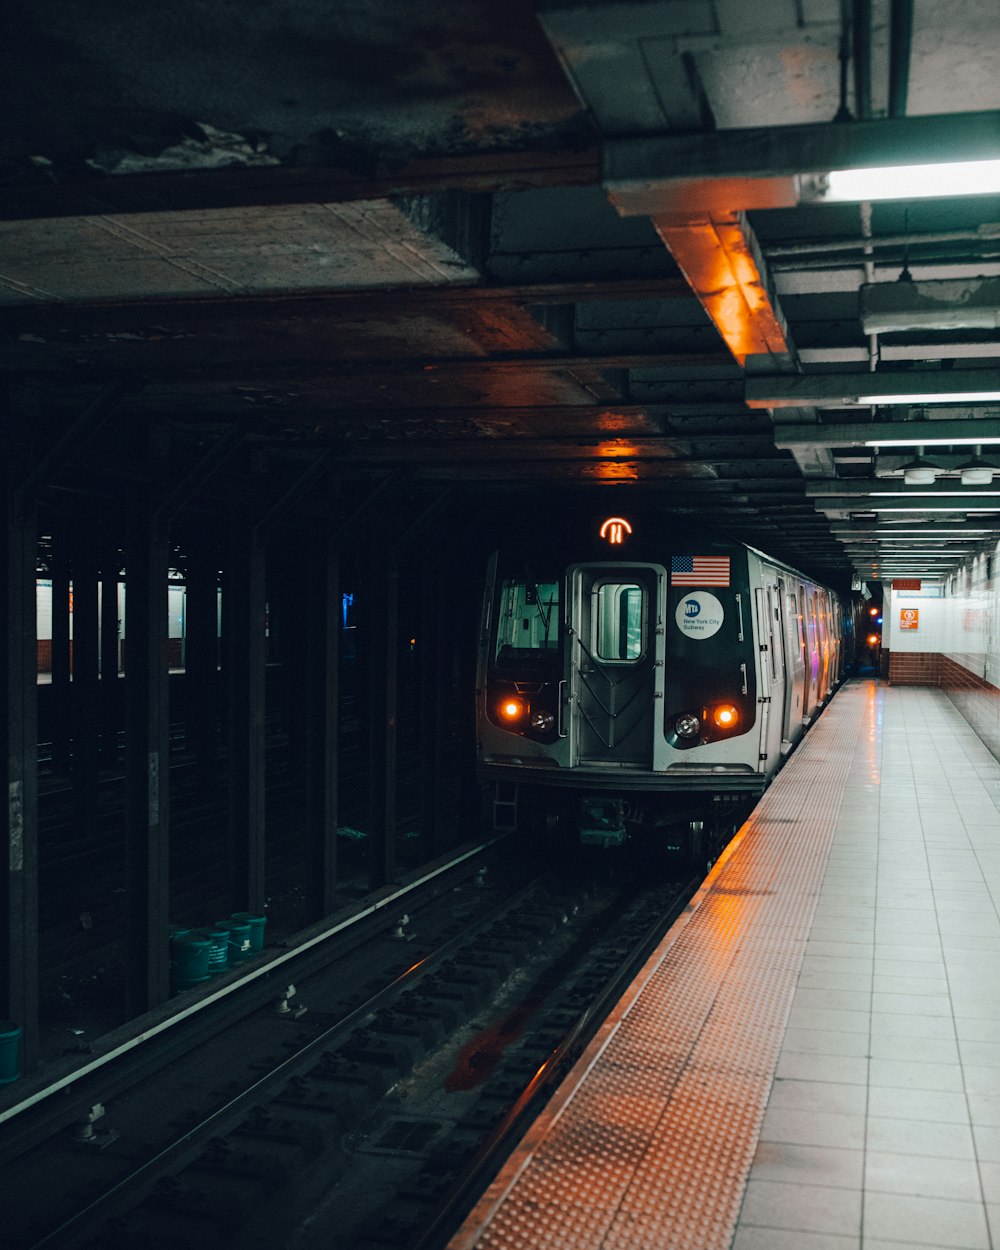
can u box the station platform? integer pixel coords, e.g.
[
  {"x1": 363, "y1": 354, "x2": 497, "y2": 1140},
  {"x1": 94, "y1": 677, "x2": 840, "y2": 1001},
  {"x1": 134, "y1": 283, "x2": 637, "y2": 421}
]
[{"x1": 449, "y1": 680, "x2": 1000, "y2": 1250}]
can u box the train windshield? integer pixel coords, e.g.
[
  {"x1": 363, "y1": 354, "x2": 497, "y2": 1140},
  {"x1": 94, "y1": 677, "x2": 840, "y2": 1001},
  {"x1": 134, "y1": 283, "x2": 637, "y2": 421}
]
[{"x1": 494, "y1": 579, "x2": 560, "y2": 664}]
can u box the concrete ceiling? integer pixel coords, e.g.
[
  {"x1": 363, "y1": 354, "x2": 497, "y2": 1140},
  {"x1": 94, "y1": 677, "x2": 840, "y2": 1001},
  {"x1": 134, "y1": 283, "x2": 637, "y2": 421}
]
[{"x1": 2, "y1": 0, "x2": 1000, "y2": 588}]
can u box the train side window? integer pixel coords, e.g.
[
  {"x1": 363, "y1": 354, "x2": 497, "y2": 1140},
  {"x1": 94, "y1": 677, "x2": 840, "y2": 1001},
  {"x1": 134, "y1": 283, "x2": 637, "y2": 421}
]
[{"x1": 594, "y1": 582, "x2": 644, "y2": 662}]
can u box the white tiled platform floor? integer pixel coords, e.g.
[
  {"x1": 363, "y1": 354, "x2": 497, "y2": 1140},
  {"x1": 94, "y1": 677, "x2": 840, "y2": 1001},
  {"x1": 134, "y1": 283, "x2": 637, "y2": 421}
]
[
  {"x1": 449, "y1": 682, "x2": 1000, "y2": 1250},
  {"x1": 736, "y1": 682, "x2": 1000, "y2": 1250}
]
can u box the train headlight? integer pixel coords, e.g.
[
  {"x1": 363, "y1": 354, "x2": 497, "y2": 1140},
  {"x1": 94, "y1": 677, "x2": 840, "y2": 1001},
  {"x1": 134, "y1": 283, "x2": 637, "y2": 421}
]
[
  {"x1": 712, "y1": 703, "x2": 740, "y2": 730},
  {"x1": 529, "y1": 710, "x2": 555, "y2": 733},
  {"x1": 499, "y1": 698, "x2": 526, "y2": 721},
  {"x1": 674, "y1": 712, "x2": 701, "y2": 739}
]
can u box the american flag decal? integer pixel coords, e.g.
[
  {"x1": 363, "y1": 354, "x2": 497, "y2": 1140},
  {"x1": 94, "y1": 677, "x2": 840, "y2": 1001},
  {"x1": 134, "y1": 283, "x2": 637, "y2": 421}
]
[{"x1": 671, "y1": 555, "x2": 731, "y2": 586}]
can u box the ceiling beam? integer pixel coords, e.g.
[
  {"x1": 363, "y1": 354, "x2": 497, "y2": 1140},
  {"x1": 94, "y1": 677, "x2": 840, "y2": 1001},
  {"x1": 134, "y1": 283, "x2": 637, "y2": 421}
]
[
  {"x1": 0, "y1": 277, "x2": 697, "y2": 334},
  {"x1": 831, "y1": 521, "x2": 997, "y2": 534},
  {"x1": 861, "y1": 277, "x2": 1000, "y2": 333},
  {"x1": 800, "y1": 343, "x2": 1000, "y2": 365},
  {"x1": 805, "y1": 480, "x2": 1000, "y2": 497},
  {"x1": 651, "y1": 210, "x2": 793, "y2": 367},
  {"x1": 9, "y1": 348, "x2": 734, "y2": 379},
  {"x1": 814, "y1": 495, "x2": 1000, "y2": 510},
  {"x1": 774, "y1": 416, "x2": 1000, "y2": 447},
  {"x1": 0, "y1": 147, "x2": 603, "y2": 223}
]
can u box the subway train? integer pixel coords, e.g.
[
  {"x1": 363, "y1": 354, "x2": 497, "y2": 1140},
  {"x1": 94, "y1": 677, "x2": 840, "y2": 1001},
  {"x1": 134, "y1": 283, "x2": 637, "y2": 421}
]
[{"x1": 476, "y1": 509, "x2": 856, "y2": 860}]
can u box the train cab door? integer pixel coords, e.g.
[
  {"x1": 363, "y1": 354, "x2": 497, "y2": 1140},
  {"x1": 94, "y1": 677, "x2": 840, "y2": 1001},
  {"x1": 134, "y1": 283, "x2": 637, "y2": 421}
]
[
  {"x1": 754, "y1": 581, "x2": 786, "y2": 773},
  {"x1": 566, "y1": 564, "x2": 666, "y2": 768}
]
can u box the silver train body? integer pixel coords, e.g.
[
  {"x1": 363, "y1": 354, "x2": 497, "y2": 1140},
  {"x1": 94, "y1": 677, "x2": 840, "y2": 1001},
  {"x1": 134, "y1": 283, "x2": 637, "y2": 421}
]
[{"x1": 476, "y1": 517, "x2": 849, "y2": 850}]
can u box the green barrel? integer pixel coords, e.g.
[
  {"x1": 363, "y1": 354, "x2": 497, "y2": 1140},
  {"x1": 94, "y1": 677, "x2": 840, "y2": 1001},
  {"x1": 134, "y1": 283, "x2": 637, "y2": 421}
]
[
  {"x1": 218, "y1": 918, "x2": 252, "y2": 962},
  {"x1": 197, "y1": 926, "x2": 229, "y2": 975},
  {"x1": 230, "y1": 912, "x2": 267, "y2": 952},
  {"x1": 169, "y1": 932, "x2": 211, "y2": 991},
  {"x1": 0, "y1": 1021, "x2": 22, "y2": 1085}
]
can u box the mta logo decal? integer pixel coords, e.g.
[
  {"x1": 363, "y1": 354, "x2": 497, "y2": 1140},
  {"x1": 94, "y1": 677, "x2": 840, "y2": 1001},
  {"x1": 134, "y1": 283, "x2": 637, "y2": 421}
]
[{"x1": 684, "y1": 599, "x2": 701, "y2": 619}]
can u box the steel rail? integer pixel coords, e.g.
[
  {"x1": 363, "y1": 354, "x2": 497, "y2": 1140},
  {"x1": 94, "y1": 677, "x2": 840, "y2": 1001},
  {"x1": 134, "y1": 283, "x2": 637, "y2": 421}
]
[
  {"x1": 0, "y1": 834, "x2": 506, "y2": 1134},
  {"x1": 27, "y1": 869, "x2": 541, "y2": 1250}
]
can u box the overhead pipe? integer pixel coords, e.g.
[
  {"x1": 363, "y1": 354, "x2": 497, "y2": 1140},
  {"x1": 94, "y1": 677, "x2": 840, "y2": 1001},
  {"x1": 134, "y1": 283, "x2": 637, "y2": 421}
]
[
  {"x1": 888, "y1": 0, "x2": 914, "y2": 118},
  {"x1": 852, "y1": 0, "x2": 873, "y2": 120},
  {"x1": 835, "y1": 0, "x2": 854, "y2": 121},
  {"x1": 834, "y1": 0, "x2": 872, "y2": 122},
  {"x1": 859, "y1": 200, "x2": 880, "y2": 373}
]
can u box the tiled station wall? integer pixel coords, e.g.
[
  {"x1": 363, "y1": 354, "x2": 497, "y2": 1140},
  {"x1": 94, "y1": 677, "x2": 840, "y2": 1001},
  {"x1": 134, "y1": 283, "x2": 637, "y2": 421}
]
[{"x1": 885, "y1": 547, "x2": 1000, "y2": 758}]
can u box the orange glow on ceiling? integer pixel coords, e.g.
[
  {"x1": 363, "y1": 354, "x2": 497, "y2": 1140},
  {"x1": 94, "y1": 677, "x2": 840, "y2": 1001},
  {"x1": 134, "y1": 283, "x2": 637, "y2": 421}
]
[{"x1": 652, "y1": 211, "x2": 790, "y2": 367}]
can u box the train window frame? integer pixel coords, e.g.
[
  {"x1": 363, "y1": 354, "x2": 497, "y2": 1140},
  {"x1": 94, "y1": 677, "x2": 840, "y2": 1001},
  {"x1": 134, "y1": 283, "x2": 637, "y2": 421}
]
[{"x1": 592, "y1": 580, "x2": 645, "y2": 663}]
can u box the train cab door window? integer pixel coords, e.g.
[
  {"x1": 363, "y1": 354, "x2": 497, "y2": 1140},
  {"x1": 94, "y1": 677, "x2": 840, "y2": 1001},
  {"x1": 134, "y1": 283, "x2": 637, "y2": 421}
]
[{"x1": 593, "y1": 582, "x2": 644, "y2": 662}]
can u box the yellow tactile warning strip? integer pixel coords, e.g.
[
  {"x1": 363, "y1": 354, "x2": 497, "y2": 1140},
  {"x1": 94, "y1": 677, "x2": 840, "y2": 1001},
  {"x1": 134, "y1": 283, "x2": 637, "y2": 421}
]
[{"x1": 449, "y1": 682, "x2": 873, "y2": 1250}]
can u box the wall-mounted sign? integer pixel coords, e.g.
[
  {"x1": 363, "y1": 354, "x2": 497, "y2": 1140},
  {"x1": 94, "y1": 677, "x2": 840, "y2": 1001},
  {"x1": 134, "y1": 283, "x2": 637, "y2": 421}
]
[
  {"x1": 599, "y1": 516, "x2": 633, "y2": 545},
  {"x1": 899, "y1": 608, "x2": 919, "y2": 630},
  {"x1": 892, "y1": 578, "x2": 921, "y2": 590}
]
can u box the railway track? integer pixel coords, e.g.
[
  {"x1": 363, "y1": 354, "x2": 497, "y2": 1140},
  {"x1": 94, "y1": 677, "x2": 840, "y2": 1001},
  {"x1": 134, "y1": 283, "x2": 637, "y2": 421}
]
[{"x1": 2, "y1": 842, "x2": 699, "y2": 1250}]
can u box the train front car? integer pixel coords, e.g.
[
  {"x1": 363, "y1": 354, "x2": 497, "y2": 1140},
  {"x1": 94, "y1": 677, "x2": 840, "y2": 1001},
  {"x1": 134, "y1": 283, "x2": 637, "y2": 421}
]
[{"x1": 476, "y1": 512, "x2": 843, "y2": 859}]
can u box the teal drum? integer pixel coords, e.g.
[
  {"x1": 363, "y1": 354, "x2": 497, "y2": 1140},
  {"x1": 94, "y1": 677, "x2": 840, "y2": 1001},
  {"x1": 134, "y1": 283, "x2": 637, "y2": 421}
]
[
  {"x1": 218, "y1": 918, "x2": 252, "y2": 962},
  {"x1": 230, "y1": 912, "x2": 267, "y2": 952},
  {"x1": 169, "y1": 932, "x2": 211, "y2": 991},
  {"x1": 0, "y1": 1021, "x2": 22, "y2": 1085},
  {"x1": 197, "y1": 926, "x2": 229, "y2": 975}
]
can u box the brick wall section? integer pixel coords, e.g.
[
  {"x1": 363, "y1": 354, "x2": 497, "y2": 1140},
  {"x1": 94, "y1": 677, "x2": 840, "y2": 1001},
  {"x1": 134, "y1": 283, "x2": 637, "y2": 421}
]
[
  {"x1": 887, "y1": 650, "x2": 942, "y2": 686},
  {"x1": 887, "y1": 650, "x2": 1000, "y2": 764},
  {"x1": 940, "y1": 654, "x2": 1000, "y2": 762}
]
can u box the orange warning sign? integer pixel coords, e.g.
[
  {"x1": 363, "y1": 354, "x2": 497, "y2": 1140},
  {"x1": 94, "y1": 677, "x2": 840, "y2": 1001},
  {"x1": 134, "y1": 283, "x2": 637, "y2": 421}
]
[{"x1": 899, "y1": 608, "x2": 919, "y2": 630}]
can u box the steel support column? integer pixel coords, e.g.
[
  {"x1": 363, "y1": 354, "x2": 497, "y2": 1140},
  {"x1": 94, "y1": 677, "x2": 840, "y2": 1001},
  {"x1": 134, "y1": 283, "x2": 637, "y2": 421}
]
[
  {"x1": 49, "y1": 552, "x2": 71, "y2": 775},
  {"x1": 225, "y1": 511, "x2": 267, "y2": 914},
  {"x1": 420, "y1": 541, "x2": 450, "y2": 857},
  {"x1": 123, "y1": 491, "x2": 171, "y2": 1014},
  {"x1": 0, "y1": 469, "x2": 39, "y2": 1070},
  {"x1": 100, "y1": 548, "x2": 121, "y2": 769},
  {"x1": 366, "y1": 536, "x2": 397, "y2": 890},
  {"x1": 305, "y1": 535, "x2": 339, "y2": 917},
  {"x1": 71, "y1": 527, "x2": 101, "y2": 835},
  {"x1": 185, "y1": 537, "x2": 220, "y2": 797}
]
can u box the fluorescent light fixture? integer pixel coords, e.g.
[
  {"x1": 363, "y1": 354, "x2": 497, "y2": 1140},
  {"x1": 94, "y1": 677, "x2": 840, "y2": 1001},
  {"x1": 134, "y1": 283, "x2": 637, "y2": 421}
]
[
  {"x1": 870, "y1": 491, "x2": 1000, "y2": 497},
  {"x1": 870, "y1": 506, "x2": 996, "y2": 512},
  {"x1": 809, "y1": 159, "x2": 1000, "y2": 202},
  {"x1": 863, "y1": 437, "x2": 1000, "y2": 447},
  {"x1": 855, "y1": 391, "x2": 1000, "y2": 406},
  {"x1": 870, "y1": 530, "x2": 995, "y2": 535}
]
